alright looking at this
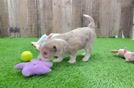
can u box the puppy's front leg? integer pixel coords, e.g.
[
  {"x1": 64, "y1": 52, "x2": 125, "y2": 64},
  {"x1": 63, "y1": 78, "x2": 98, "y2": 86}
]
[
  {"x1": 82, "y1": 53, "x2": 90, "y2": 62},
  {"x1": 68, "y1": 54, "x2": 77, "y2": 64}
]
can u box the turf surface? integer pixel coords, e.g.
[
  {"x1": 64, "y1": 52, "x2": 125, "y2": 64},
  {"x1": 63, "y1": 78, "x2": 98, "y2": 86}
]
[{"x1": 0, "y1": 38, "x2": 134, "y2": 88}]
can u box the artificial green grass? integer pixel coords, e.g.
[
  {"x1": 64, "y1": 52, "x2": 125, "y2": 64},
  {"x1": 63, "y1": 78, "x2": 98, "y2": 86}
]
[{"x1": 0, "y1": 38, "x2": 134, "y2": 88}]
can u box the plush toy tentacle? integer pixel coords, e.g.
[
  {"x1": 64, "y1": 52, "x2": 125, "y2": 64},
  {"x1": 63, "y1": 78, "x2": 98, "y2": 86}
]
[
  {"x1": 44, "y1": 61, "x2": 53, "y2": 68},
  {"x1": 22, "y1": 69, "x2": 31, "y2": 77},
  {"x1": 15, "y1": 63, "x2": 26, "y2": 69}
]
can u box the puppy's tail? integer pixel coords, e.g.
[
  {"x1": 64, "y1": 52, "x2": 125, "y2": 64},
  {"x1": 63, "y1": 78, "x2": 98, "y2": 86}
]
[{"x1": 83, "y1": 14, "x2": 95, "y2": 29}]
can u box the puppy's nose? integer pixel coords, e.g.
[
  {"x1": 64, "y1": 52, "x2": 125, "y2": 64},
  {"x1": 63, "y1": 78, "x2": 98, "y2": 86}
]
[{"x1": 44, "y1": 52, "x2": 48, "y2": 55}]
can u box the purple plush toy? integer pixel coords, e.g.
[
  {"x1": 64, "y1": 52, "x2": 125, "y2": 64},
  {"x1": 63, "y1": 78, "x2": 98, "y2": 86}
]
[{"x1": 15, "y1": 59, "x2": 53, "y2": 77}]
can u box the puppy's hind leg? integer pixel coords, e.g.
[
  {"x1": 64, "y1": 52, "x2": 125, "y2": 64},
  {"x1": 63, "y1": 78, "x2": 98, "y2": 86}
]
[{"x1": 82, "y1": 45, "x2": 91, "y2": 62}]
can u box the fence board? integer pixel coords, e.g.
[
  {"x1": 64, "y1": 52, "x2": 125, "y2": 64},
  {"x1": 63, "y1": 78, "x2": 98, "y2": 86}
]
[
  {"x1": 72, "y1": 0, "x2": 82, "y2": 29},
  {"x1": 61, "y1": 0, "x2": 72, "y2": 32},
  {"x1": 18, "y1": 0, "x2": 29, "y2": 36},
  {"x1": 91, "y1": 0, "x2": 100, "y2": 35},
  {"x1": 99, "y1": 0, "x2": 112, "y2": 37},
  {"x1": 27, "y1": 0, "x2": 38, "y2": 37},
  {"x1": 52, "y1": 0, "x2": 63, "y2": 33},
  {"x1": 39, "y1": 0, "x2": 53, "y2": 36},
  {"x1": 111, "y1": 0, "x2": 121, "y2": 37},
  {"x1": 0, "y1": 0, "x2": 8, "y2": 36},
  {"x1": 119, "y1": 0, "x2": 133, "y2": 37}
]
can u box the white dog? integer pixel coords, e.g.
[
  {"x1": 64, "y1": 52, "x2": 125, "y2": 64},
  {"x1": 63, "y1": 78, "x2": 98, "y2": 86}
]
[{"x1": 36, "y1": 14, "x2": 96, "y2": 64}]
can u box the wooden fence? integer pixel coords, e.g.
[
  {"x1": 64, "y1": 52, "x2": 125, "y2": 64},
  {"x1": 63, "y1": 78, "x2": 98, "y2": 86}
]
[{"x1": 0, "y1": 0, "x2": 133, "y2": 37}]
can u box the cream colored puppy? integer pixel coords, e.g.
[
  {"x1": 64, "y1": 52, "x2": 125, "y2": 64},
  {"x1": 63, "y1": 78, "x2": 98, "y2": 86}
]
[{"x1": 39, "y1": 14, "x2": 96, "y2": 64}]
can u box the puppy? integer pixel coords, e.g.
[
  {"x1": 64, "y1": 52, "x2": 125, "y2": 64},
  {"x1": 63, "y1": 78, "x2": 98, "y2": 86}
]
[{"x1": 39, "y1": 14, "x2": 96, "y2": 64}]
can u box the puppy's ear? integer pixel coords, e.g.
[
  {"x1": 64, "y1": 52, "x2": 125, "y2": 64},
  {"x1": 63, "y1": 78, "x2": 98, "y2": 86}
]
[
  {"x1": 48, "y1": 33, "x2": 54, "y2": 39},
  {"x1": 53, "y1": 45, "x2": 57, "y2": 52}
]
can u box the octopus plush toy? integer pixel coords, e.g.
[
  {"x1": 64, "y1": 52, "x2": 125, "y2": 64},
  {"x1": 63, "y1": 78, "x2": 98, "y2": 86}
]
[
  {"x1": 112, "y1": 49, "x2": 134, "y2": 61},
  {"x1": 15, "y1": 59, "x2": 53, "y2": 77}
]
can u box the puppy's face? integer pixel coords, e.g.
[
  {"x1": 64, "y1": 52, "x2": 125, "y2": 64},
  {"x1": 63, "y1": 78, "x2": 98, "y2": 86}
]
[
  {"x1": 39, "y1": 43, "x2": 57, "y2": 60},
  {"x1": 39, "y1": 39, "x2": 64, "y2": 60}
]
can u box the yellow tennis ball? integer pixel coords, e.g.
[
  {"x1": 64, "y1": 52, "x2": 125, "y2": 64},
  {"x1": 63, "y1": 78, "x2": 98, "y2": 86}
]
[{"x1": 21, "y1": 51, "x2": 33, "y2": 62}]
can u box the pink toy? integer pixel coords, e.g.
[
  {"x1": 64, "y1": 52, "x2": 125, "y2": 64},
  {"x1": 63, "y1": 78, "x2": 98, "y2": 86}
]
[
  {"x1": 15, "y1": 59, "x2": 53, "y2": 77},
  {"x1": 112, "y1": 49, "x2": 134, "y2": 61}
]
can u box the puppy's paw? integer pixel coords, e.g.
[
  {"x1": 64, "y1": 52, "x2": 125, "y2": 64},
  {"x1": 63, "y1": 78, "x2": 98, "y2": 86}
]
[
  {"x1": 68, "y1": 60, "x2": 76, "y2": 64},
  {"x1": 125, "y1": 58, "x2": 129, "y2": 62},
  {"x1": 82, "y1": 54, "x2": 90, "y2": 62},
  {"x1": 82, "y1": 57, "x2": 89, "y2": 62},
  {"x1": 53, "y1": 59, "x2": 62, "y2": 63}
]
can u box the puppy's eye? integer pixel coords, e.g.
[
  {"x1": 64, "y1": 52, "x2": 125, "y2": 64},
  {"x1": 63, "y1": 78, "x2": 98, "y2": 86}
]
[{"x1": 43, "y1": 52, "x2": 48, "y2": 55}]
